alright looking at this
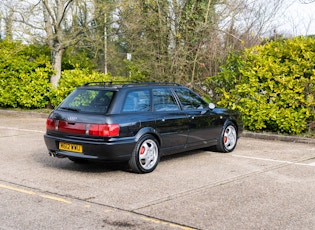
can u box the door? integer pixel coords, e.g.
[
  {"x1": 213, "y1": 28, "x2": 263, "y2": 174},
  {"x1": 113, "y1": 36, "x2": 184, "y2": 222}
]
[
  {"x1": 153, "y1": 88, "x2": 189, "y2": 152},
  {"x1": 173, "y1": 87, "x2": 218, "y2": 147}
]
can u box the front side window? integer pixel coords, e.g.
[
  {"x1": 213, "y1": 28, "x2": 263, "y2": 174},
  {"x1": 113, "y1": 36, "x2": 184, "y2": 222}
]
[
  {"x1": 59, "y1": 89, "x2": 114, "y2": 113},
  {"x1": 122, "y1": 90, "x2": 151, "y2": 112},
  {"x1": 174, "y1": 88, "x2": 208, "y2": 110},
  {"x1": 153, "y1": 88, "x2": 180, "y2": 111}
]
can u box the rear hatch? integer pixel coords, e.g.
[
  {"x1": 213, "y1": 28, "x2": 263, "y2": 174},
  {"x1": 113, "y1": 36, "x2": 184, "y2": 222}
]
[{"x1": 46, "y1": 88, "x2": 119, "y2": 139}]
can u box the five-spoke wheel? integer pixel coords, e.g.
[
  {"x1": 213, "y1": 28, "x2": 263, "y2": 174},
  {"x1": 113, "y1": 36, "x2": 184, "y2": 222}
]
[
  {"x1": 223, "y1": 125, "x2": 237, "y2": 151},
  {"x1": 129, "y1": 135, "x2": 160, "y2": 173},
  {"x1": 215, "y1": 121, "x2": 238, "y2": 153}
]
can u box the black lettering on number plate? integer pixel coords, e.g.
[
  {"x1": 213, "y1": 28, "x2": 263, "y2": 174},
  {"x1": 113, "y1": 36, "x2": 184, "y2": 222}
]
[{"x1": 59, "y1": 142, "x2": 83, "y2": 153}]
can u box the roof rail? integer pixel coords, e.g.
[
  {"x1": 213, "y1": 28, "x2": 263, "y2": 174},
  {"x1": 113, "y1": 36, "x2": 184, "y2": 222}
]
[
  {"x1": 83, "y1": 81, "x2": 182, "y2": 87},
  {"x1": 83, "y1": 81, "x2": 136, "y2": 87}
]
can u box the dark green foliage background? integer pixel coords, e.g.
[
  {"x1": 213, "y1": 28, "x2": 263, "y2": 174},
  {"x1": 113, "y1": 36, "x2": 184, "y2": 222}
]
[
  {"x1": 0, "y1": 40, "x2": 119, "y2": 109},
  {"x1": 1, "y1": 38, "x2": 315, "y2": 135},
  {"x1": 208, "y1": 37, "x2": 315, "y2": 134},
  {"x1": 0, "y1": 41, "x2": 52, "y2": 108}
]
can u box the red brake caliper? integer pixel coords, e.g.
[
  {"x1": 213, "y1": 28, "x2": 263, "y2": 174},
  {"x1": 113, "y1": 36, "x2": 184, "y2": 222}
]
[
  {"x1": 140, "y1": 146, "x2": 145, "y2": 155},
  {"x1": 224, "y1": 136, "x2": 227, "y2": 143}
]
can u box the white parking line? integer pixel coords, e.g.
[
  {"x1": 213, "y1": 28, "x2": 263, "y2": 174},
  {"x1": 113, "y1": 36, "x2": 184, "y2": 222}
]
[
  {"x1": 0, "y1": 126, "x2": 45, "y2": 134},
  {"x1": 232, "y1": 154, "x2": 315, "y2": 167}
]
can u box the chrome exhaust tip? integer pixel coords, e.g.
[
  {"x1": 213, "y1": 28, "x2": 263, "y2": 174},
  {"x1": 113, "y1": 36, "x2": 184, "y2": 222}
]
[
  {"x1": 48, "y1": 151, "x2": 65, "y2": 158},
  {"x1": 48, "y1": 151, "x2": 56, "y2": 157}
]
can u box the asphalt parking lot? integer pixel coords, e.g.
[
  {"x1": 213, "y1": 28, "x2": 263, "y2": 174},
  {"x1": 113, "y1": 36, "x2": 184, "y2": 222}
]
[{"x1": 0, "y1": 110, "x2": 315, "y2": 230}]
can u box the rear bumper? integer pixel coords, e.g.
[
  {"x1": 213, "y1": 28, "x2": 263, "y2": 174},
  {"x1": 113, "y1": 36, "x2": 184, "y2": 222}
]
[{"x1": 44, "y1": 134, "x2": 135, "y2": 162}]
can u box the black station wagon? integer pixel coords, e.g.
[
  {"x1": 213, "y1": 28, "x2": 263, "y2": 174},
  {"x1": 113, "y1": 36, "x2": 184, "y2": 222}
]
[{"x1": 44, "y1": 82, "x2": 243, "y2": 173}]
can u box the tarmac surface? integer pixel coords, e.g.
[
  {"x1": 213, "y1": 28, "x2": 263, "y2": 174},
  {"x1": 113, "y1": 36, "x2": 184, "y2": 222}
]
[{"x1": 0, "y1": 109, "x2": 314, "y2": 229}]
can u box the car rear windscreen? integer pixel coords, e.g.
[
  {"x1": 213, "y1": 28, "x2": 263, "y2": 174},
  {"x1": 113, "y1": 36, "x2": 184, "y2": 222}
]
[{"x1": 58, "y1": 89, "x2": 115, "y2": 113}]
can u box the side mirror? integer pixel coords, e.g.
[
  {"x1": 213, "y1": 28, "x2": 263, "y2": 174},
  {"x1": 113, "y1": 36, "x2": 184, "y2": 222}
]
[{"x1": 209, "y1": 103, "x2": 216, "y2": 110}]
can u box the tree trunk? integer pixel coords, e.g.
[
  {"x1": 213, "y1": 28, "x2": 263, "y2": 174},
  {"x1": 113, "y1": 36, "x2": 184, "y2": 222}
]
[{"x1": 50, "y1": 48, "x2": 65, "y2": 87}]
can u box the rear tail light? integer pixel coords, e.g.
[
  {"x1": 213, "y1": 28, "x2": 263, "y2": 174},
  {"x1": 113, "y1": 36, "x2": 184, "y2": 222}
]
[
  {"x1": 46, "y1": 119, "x2": 119, "y2": 137},
  {"x1": 46, "y1": 118, "x2": 56, "y2": 130},
  {"x1": 89, "y1": 124, "x2": 120, "y2": 137}
]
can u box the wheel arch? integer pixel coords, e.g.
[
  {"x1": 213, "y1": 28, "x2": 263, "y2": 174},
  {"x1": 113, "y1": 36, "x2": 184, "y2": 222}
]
[
  {"x1": 134, "y1": 127, "x2": 162, "y2": 146},
  {"x1": 223, "y1": 118, "x2": 239, "y2": 137}
]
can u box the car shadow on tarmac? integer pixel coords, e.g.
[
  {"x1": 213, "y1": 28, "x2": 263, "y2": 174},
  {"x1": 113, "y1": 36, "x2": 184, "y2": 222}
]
[{"x1": 34, "y1": 148, "x2": 211, "y2": 174}]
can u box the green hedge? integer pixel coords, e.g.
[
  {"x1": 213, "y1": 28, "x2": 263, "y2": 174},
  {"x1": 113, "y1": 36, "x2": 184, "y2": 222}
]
[
  {"x1": 208, "y1": 37, "x2": 315, "y2": 134},
  {"x1": 2, "y1": 38, "x2": 315, "y2": 134},
  {"x1": 0, "y1": 40, "x2": 125, "y2": 109},
  {"x1": 0, "y1": 40, "x2": 52, "y2": 108}
]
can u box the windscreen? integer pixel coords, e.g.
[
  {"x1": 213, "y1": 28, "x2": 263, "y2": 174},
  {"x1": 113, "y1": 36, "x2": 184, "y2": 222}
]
[{"x1": 58, "y1": 89, "x2": 114, "y2": 113}]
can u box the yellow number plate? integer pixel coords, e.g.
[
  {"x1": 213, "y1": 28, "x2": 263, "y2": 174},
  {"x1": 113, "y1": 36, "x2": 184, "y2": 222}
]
[{"x1": 59, "y1": 142, "x2": 83, "y2": 153}]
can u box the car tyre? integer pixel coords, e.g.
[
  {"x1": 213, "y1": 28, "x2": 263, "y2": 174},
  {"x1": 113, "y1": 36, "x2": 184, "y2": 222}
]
[
  {"x1": 215, "y1": 121, "x2": 238, "y2": 153},
  {"x1": 129, "y1": 134, "x2": 160, "y2": 173}
]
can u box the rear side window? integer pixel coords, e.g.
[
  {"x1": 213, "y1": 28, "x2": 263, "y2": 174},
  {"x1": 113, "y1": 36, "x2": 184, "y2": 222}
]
[
  {"x1": 59, "y1": 89, "x2": 114, "y2": 113},
  {"x1": 153, "y1": 88, "x2": 179, "y2": 111},
  {"x1": 122, "y1": 90, "x2": 151, "y2": 112}
]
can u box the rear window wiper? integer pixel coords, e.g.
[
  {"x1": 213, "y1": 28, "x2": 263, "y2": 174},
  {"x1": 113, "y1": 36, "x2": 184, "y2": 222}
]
[{"x1": 59, "y1": 107, "x2": 80, "y2": 112}]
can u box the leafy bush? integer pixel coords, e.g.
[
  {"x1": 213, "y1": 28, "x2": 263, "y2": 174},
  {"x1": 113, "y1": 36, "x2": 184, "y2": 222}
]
[
  {"x1": 62, "y1": 46, "x2": 95, "y2": 70},
  {"x1": 0, "y1": 40, "x2": 128, "y2": 109},
  {"x1": 208, "y1": 37, "x2": 315, "y2": 134},
  {"x1": 0, "y1": 40, "x2": 52, "y2": 108}
]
